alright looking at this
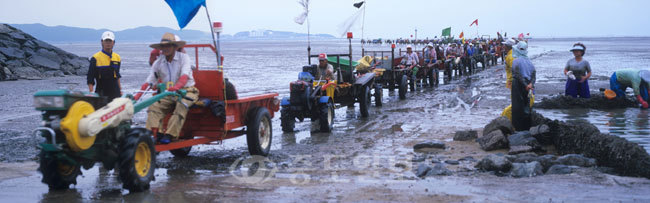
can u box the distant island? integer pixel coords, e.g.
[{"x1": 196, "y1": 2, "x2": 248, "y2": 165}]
[{"x1": 8, "y1": 23, "x2": 335, "y2": 43}]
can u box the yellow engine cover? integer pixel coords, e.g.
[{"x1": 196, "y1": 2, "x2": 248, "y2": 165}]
[{"x1": 60, "y1": 101, "x2": 96, "y2": 152}]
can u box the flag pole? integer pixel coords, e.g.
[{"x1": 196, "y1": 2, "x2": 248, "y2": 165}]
[
  {"x1": 204, "y1": 4, "x2": 228, "y2": 131},
  {"x1": 361, "y1": 3, "x2": 365, "y2": 50},
  {"x1": 205, "y1": 5, "x2": 221, "y2": 67}
]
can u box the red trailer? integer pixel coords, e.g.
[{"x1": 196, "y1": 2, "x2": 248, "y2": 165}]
[{"x1": 154, "y1": 44, "x2": 280, "y2": 157}]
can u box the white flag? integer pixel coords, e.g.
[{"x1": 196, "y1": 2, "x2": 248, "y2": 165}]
[{"x1": 294, "y1": 0, "x2": 309, "y2": 25}]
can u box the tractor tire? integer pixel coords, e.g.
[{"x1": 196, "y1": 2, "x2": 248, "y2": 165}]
[
  {"x1": 247, "y1": 108, "x2": 272, "y2": 156},
  {"x1": 170, "y1": 146, "x2": 192, "y2": 157},
  {"x1": 399, "y1": 74, "x2": 407, "y2": 100},
  {"x1": 388, "y1": 72, "x2": 395, "y2": 92},
  {"x1": 409, "y1": 75, "x2": 415, "y2": 91},
  {"x1": 318, "y1": 101, "x2": 334, "y2": 132},
  {"x1": 374, "y1": 84, "x2": 383, "y2": 106},
  {"x1": 280, "y1": 107, "x2": 295, "y2": 132},
  {"x1": 39, "y1": 151, "x2": 81, "y2": 190},
  {"x1": 225, "y1": 79, "x2": 238, "y2": 100},
  {"x1": 359, "y1": 86, "x2": 371, "y2": 117},
  {"x1": 119, "y1": 128, "x2": 155, "y2": 192}
]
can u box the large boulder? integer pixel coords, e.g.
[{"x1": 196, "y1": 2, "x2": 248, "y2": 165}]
[
  {"x1": 546, "y1": 164, "x2": 578, "y2": 175},
  {"x1": 482, "y1": 116, "x2": 515, "y2": 136},
  {"x1": 413, "y1": 140, "x2": 446, "y2": 150},
  {"x1": 415, "y1": 163, "x2": 431, "y2": 178},
  {"x1": 8, "y1": 66, "x2": 42, "y2": 79},
  {"x1": 28, "y1": 55, "x2": 60, "y2": 70},
  {"x1": 476, "y1": 154, "x2": 512, "y2": 172},
  {"x1": 510, "y1": 161, "x2": 543, "y2": 178},
  {"x1": 0, "y1": 47, "x2": 25, "y2": 59},
  {"x1": 426, "y1": 163, "x2": 453, "y2": 176},
  {"x1": 36, "y1": 48, "x2": 63, "y2": 64},
  {"x1": 477, "y1": 130, "x2": 509, "y2": 151}
]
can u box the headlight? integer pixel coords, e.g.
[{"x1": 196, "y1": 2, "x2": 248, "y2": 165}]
[{"x1": 34, "y1": 96, "x2": 64, "y2": 108}]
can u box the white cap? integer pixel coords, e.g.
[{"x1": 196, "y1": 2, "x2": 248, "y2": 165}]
[
  {"x1": 570, "y1": 44, "x2": 585, "y2": 51},
  {"x1": 406, "y1": 45, "x2": 412, "y2": 49},
  {"x1": 427, "y1": 43, "x2": 434, "y2": 47},
  {"x1": 101, "y1": 31, "x2": 115, "y2": 41},
  {"x1": 504, "y1": 38, "x2": 516, "y2": 46}
]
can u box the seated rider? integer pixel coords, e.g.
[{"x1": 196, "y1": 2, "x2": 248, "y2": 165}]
[
  {"x1": 424, "y1": 43, "x2": 437, "y2": 67},
  {"x1": 314, "y1": 53, "x2": 334, "y2": 81},
  {"x1": 400, "y1": 45, "x2": 419, "y2": 77},
  {"x1": 142, "y1": 33, "x2": 200, "y2": 144}
]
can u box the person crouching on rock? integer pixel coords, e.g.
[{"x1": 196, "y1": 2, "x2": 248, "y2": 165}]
[
  {"x1": 564, "y1": 43, "x2": 592, "y2": 98},
  {"x1": 511, "y1": 41, "x2": 536, "y2": 131},
  {"x1": 87, "y1": 31, "x2": 122, "y2": 103},
  {"x1": 142, "y1": 33, "x2": 200, "y2": 144},
  {"x1": 610, "y1": 69, "x2": 650, "y2": 109}
]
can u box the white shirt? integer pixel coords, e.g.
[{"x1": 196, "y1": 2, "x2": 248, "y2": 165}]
[
  {"x1": 146, "y1": 51, "x2": 195, "y2": 87},
  {"x1": 402, "y1": 52, "x2": 419, "y2": 65}
]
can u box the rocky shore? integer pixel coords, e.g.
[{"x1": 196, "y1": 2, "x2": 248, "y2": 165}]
[{"x1": 0, "y1": 24, "x2": 88, "y2": 80}]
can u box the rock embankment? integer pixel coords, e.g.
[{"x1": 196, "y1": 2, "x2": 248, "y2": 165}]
[{"x1": 0, "y1": 24, "x2": 88, "y2": 80}]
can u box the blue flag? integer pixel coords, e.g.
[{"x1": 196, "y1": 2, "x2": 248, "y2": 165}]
[{"x1": 165, "y1": 0, "x2": 206, "y2": 29}]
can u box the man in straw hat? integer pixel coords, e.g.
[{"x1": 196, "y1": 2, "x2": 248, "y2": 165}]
[
  {"x1": 142, "y1": 32, "x2": 199, "y2": 144},
  {"x1": 610, "y1": 69, "x2": 650, "y2": 108}
]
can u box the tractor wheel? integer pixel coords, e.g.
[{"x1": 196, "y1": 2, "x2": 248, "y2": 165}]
[
  {"x1": 170, "y1": 146, "x2": 192, "y2": 157},
  {"x1": 374, "y1": 84, "x2": 383, "y2": 106},
  {"x1": 409, "y1": 75, "x2": 415, "y2": 91},
  {"x1": 359, "y1": 86, "x2": 371, "y2": 117},
  {"x1": 39, "y1": 151, "x2": 81, "y2": 190},
  {"x1": 388, "y1": 73, "x2": 395, "y2": 92},
  {"x1": 118, "y1": 128, "x2": 155, "y2": 192},
  {"x1": 399, "y1": 74, "x2": 408, "y2": 100},
  {"x1": 280, "y1": 107, "x2": 295, "y2": 132},
  {"x1": 247, "y1": 108, "x2": 272, "y2": 156},
  {"x1": 318, "y1": 101, "x2": 334, "y2": 132}
]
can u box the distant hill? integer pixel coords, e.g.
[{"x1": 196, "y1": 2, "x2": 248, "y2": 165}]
[{"x1": 7, "y1": 23, "x2": 334, "y2": 43}]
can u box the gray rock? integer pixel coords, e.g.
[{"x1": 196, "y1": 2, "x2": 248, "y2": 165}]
[
  {"x1": 475, "y1": 154, "x2": 512, "y2": 172},
  {"x1": 444, "y1": 160, "x2": 459, "y2": 165},
  {"x1": 76, "y1": 66, "x2": 88, "y2": 75},
  {"x1": 536, "y1": 154, "x2": 558, "y2": 172},
  {"x1": 426, "y1": 163, "x2": 452, "y2": 176},
  {"x1": 0, "y1": 47, "x2": 25, "y2": 59},
  {"x1": 3, "y1": 67, "x2": 16, "y2": 80},
  {"x1": 4, "y1": 60, "x2": 24, "y2": 67},
  {"x1": 482, "y1": 116, "x2": 515, "y2": 136},
  {"x1": 66, "y1": 57, "x2": 89, "y2": 69},
  {"x1": 413, "y1": 140, "x2": 445, "y2": 150},
  {"x1": 43, "y1": 70, "x2": 64, "y2": 77},
  {"x1": 29, "y1": 55, "x2": 60, "y2": 70},
  {"x1": 8, "y1": 32, "x2": 26, "y2": 42},
  {"x1": 23, "y1": 40, "x2": 37, "y2": 49},
  {"x1": 8, "y1": 66, "x2": 42, "y2": 79},
  {"x1": 508, "y1": 131, "x2": 541, "y2": 150},
  {"x1": 0, "y1": 52, "x2": 6, "y2": 62},
  {"x1": 60, "y1": 64, "x2": 75, "y2": 75},
  {"x1": 34, "y1": 39, "x2": 56, "y2": 50},
  {"x1": 415, "y1": 163, "x2": 432, "y2": 177},
  {"x1": 411, "y1": 154, "x2": 426, "y2": 162},
  {"x1": 459, "y1": 156, "x2": 476, "y2": 162},
  {"x1": 508, "y1": 145, "x2": 534, "y2": 155},
  {"x1": 529, "y1": 124, "x2": 550, "y2": 136},
  {"x1": 556, "y1": 154, "x2": 596, "y2": 167},
  {"x1": 477, "y1": 130, "x2": 509, "y2": 151},
  {"x1": 546, "y1": 164, "x2": 577, "y2": 175},
  {"x1": 510, "y1": 161, "x2": 544, "y2": 178},
  {"x1": 454, "y1": 130, "x2": 478, "y2": 141},
  {"x1": 0, "y1": 24, "x2": 13, "y2": 34},
  {"x1": 36, "y1": 48, "x2": 63, "y2": 64}
]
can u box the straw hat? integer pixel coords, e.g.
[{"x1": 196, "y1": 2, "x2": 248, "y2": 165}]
[{"x1": 149, "y1": 32, "x2": 186, "y2": 49}]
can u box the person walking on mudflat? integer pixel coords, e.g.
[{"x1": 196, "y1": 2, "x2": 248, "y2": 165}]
[
  {"x1": 511, "y1": 41, "x2": 536, "y2": 131},
  {"x1": 610, "y1": 69, "x2": 650, "y2": 109},
  {"x1": 143, "y1": 33, "x2": 199, "y2": 144},
  {"x1": 87, "y1": 31, "x2": 122, "y2": 102},
  {"x1": 564, "y1": 43, "x2": 592, "y2": 98}
]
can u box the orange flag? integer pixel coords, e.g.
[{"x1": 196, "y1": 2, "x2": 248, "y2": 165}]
[{"x1": 459, "y1": 32, "x2": 464, "y2": 39}]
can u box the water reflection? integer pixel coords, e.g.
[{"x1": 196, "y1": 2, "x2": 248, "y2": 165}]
[{"x1": 538, "y1": 108, "x2": 650, "y2": 152}]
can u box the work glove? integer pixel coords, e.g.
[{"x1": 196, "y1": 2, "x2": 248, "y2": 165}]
[
  {"x1": 134, "y1": 83, "x2": 151, "y2": 100},
  {"x1": 168, "y1": 75, "x2": 189, "y2": 92},
  {"x1": 637, "y1": 95, "x2": 648, "y2": 109}
]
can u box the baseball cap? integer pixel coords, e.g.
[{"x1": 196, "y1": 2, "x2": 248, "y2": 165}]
[
  {"x1": 102, "y1": 31, "x2": 115, "y2": 41},
  {"x1": 318, "y1": 53, "x2": 327, "y2": 61}
]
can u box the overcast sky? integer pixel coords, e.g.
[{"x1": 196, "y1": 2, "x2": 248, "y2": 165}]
[{"x1": 1, "y1": 0, "x2": 649, "y2": 39}]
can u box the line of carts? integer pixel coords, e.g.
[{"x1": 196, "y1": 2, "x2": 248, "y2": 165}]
[{"x1": 280, "y1": 45, "x2": 501, "y2": 132}]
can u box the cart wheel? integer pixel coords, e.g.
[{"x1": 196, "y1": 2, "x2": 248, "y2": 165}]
[
  {"x1": 374, "y1": 84, "x2": 383, "y2": 106},
  {"x1": 399, "y1": 74, "x2": 407, "y2": 100},
  {"x1": 319, "y1": 101, "x2": 334, "y2": 132},
  {"x1": 247, "y1": 108, "x2": 272, "y2": 156},
  {"x1": 428, "y1": 69, "x2": 436, "y2": 88},
  {"x1": 170, "y1": 146, "x2": 192, "y2": 157},
  {"x1": 280, "y1": 107, "x2": 295, "y2": 132},
  {"x1": 39, "y1": 151, "x2": 81, "y2": 190},
  {"x1": 409, "y1": 75, "x2": 415, "y2": 91},
  {"x1": 359, "y1": 86, "x2": 370, "y2": 117},
  {"x1": 119, "y1": 128, "x2": 155, "y2": 192}
]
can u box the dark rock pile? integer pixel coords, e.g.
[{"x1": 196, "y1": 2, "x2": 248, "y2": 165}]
[
  {"x1": 534, "y1": 93, "x2": 638, "y2": 109},
  {"x1": 475, "y1": 153, "x2": 597, "y2": 178},
  {"x1": 0, "y1": 24, "x2": 88, "y2": 80}
]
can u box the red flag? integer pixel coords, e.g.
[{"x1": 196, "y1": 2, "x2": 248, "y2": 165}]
[
  {"x1": 470, "y1": 19, "x2": 478, "y2": 27},
  {"x1": 526, "y1": 33, "x2": 530, "y2": 36},
  {"x1": 459, "y1": 32, "x2": 464, "y2": 39},
  {"x1": 518, "y1": 33, "x2": 525, "y2": 40}
]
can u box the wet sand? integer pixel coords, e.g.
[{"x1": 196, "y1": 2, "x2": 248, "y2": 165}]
[{"x1": 1, "y1": 59, "x2": 650, "y2": 202}]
